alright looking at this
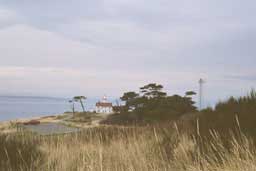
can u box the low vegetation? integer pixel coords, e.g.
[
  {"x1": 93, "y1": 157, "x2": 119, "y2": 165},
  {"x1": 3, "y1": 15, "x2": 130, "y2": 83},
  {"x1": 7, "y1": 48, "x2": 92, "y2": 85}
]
[
  {"x1": 106, "y1": 84, "x2": 256, "y2": 137},
  {"x1": 1, "y1": 124, "x2": 256, "y2": 170},
  {"x1": 1, "y1": 83, "x2": 256, "y2": 170},
  {"x1": 0, "y1": 133, "x2": 42, "y2": 170},
  {"x1": 198, "y1": 89, "x2": 256, "y2": 137}
]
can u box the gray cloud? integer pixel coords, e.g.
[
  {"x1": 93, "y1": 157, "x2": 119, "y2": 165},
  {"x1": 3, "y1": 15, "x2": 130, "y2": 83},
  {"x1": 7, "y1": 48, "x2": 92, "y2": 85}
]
[
  {"x1": 224, "y1": 74, "x2": 256, "y2": 82},
  {"x1": 0, "y1": 0, "x2": 255, "y2": 105},
  {"x1": 0, "y1": 8, "x2": 20, "y2": 28}
]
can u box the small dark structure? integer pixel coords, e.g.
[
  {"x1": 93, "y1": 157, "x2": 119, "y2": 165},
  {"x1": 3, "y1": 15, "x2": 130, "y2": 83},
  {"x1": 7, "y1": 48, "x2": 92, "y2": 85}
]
[{"x1": 23, "y1": 120, "x2": 41, "y2": 125}]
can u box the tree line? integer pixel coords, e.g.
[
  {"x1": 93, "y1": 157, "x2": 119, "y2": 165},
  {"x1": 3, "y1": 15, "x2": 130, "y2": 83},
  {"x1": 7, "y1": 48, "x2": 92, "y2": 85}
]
[{"x1": 112, "y1": 83, "x2": 197, "y2": 122}]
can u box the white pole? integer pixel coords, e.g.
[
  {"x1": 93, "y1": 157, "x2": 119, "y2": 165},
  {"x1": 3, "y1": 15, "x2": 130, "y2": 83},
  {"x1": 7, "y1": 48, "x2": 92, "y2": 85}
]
[{"x1": 199, "y1": 78, "x2": 204, "y2": 111}]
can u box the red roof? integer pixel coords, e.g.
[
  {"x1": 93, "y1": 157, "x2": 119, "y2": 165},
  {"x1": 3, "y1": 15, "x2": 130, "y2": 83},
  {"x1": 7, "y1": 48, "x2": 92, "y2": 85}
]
[{"x1": 96, "y1": 102, "x2": 112, "y2": 107}]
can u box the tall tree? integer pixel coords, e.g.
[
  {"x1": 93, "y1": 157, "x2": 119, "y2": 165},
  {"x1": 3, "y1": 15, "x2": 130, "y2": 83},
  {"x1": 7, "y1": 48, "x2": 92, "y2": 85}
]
[
  {"x1": 69, "y1": 100, "x2": 75, "y2": 116},
  {"x1": 184, "y1": 91, "x2": 197, "y2": 107},
  {"x1": 73, "y1": 96, "x2": 86, "y2": 112},
  {"x1": 140, "y1": 83, "x2": 167, "y2": 99},
  {"x1": 185, "y1": 91, "x2": 196, "y2": 97},
  {"x1": 120, "y1": 92, "x2": 139, "y2": 112}
]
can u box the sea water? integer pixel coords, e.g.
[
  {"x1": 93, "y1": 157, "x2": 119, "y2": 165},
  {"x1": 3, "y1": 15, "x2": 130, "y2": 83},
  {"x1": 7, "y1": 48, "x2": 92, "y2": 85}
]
[{"x1": 0, "y1": 96, "x2": 98, "y2": 121}]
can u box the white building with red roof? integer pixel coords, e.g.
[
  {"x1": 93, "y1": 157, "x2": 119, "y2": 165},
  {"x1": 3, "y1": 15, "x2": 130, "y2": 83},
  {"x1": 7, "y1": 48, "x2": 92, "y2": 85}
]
[{"x1": 95, "y1": 96, "x2": 113, "y2": 114}]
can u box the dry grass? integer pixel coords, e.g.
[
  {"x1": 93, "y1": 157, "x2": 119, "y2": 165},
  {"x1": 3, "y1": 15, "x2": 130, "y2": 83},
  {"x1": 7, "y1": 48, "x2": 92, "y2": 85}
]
[{"x1": 1, "y1": 124, "x2": 256, "y2": 171}]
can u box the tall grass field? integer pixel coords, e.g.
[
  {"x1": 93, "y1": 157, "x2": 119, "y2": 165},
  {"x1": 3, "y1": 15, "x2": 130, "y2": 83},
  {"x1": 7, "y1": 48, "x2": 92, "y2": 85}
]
[
  {"x1": 1, "y1": 124, "x2": 256, "y2": 171},
  {"x1": 1, "y1": 91, "x2": 256, "y2": 171}
]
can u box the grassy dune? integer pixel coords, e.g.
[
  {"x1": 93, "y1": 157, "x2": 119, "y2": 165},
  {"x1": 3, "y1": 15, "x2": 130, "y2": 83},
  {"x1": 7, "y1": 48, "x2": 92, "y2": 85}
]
[{"x1": 1, "y1": 124, "x2": 256, "y2": 171}]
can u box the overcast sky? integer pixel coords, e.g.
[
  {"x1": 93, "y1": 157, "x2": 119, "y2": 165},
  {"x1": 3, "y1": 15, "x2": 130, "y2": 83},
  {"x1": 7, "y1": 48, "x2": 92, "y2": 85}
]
[{"x1": 0, "y1": 0, "x2": 255, "y2": 106}]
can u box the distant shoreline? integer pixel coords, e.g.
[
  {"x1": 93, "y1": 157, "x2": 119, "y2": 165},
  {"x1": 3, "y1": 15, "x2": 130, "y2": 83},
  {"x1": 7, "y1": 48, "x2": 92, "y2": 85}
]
[
  {"x1": 0, "y1": 113, "x2": 60, "y2": 123},
  {"x1": 0, "y1": 95, "x2": 68, "y2": 101}
]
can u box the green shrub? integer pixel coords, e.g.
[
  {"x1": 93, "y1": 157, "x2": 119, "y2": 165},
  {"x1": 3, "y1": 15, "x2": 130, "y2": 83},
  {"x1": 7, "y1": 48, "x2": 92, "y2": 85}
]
[{"x1": 198, "y1": 90, "x2": 256, "y2": 136}]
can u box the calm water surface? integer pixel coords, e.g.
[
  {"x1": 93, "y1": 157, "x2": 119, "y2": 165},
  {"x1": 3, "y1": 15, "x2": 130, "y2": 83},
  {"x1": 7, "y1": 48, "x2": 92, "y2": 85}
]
[
  {"x1": 0, "y1": 96, "x2": 114, "y2": 121},
  {"x1": 0, "y1": 96, "x2": 71, "y2": 121}
]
